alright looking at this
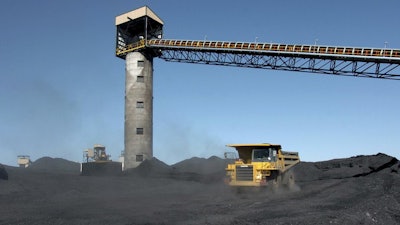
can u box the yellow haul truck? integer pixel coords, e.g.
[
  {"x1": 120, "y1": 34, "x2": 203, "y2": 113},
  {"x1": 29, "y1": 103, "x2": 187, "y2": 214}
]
[{"x1": 225, "y1": 143, "x2": 300, "y2": 187}]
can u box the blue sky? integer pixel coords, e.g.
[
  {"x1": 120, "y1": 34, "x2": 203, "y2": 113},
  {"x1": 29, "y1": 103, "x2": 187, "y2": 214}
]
[{"x1": 1, "y1": 0, "x2": 399, "y2": 166}]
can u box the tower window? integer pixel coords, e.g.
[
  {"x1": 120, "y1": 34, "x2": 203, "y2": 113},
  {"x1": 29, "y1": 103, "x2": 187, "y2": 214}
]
[
  {"x1": 137, "y1": 76, "x2": 144, "y2": 82},
  {"x1": 136, "y1": 128, "x2": 144, "y2": 135},
  {"x1": 136, "y1": 154, "x2": 144, "y2": 162},
  {"x1": 137, "y1": 60, "x2": 144, "y2": 67},
  {"x1": 136, "y1": 101, "x2": 144, "y2": 108}
]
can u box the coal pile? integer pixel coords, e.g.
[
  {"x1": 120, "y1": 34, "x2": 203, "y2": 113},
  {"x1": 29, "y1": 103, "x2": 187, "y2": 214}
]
[
  {"x1": 170, "y1": 156, "x2": 233, "y2": 183},
  {"x1": 124, "y1": 157, "x2": 172, "y2": 176},
  {"x1": 172, "y1": 156, "x2": 232, "y2": 174},
  {"x1": 123, "y1": 156, "x2": 232, "y2": 183},
  {"x1": 28, "y1": 157, "x2": 80, "y2": 174},
  {"x1": 293, "y1": 153, "x2": 400, "y2": 181},
  {"x1": 0, "y1": 164, "x2": 8, "y2": 180},
  {"x1": 0, "y1": 153, "x2": 399, "y2": 225}
]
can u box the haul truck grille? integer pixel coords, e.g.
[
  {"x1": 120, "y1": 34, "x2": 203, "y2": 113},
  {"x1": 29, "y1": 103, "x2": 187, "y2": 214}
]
[{"x1": 236, "y1": 165, "x2": 253, "y2": 181}]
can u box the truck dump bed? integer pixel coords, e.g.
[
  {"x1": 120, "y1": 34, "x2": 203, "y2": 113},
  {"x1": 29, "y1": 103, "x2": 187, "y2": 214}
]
[{"x1": 281, "y1": 151, "x2": 300, "y2": 171}]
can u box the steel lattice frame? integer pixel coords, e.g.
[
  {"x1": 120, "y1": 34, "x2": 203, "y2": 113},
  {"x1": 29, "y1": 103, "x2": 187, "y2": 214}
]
[{"x1": 157, "y1": 49, "x2": 400, "y2": 80}]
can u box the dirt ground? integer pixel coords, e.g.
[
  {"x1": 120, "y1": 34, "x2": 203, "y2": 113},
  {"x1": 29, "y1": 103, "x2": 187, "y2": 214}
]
[{"x1": 1, "y1": 153, "x2": 399, "y2": 225}]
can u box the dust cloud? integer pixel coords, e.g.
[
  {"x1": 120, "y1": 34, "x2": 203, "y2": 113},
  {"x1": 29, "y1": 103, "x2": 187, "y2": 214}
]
[
  {"x1": 0, "y1": 78, "x2": 82, "y2": 165},
  {"x1": 155, "y1": 121, "x2": 226, "y2": 165}
]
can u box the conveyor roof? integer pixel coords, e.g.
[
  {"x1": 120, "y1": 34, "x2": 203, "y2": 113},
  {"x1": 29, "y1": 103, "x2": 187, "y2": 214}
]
[{"x1": 115, "y1": 6, "x2": 164, "y2": 26}]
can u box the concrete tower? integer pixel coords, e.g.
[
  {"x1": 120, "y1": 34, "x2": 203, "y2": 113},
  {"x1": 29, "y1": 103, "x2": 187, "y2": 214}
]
[{"x1": 115, "y1": 6, "x2": 163, "y2": 169}]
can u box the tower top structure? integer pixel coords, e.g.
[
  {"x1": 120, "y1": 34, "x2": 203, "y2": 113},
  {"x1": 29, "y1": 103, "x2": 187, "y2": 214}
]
[
  {"x1": 115, "y1": 6, "x2": 163, "y2": 59},
  {"x1": 115, "y1": 6, "x2": 164, "y2": 25}
]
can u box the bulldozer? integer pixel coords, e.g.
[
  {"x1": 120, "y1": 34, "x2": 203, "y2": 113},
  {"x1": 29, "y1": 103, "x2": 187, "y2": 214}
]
[
  {"x1": 225, "y1": 143, "x2": 300, "y2": 188},
  {"x1": 80, "y1": 144, "x2": 122, "y2": 176}
]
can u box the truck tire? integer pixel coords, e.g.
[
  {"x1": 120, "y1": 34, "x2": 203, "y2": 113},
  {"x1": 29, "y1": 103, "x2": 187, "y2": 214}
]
[{"x1": 269, "y1": 171, "x2": 282, "y2": 191}]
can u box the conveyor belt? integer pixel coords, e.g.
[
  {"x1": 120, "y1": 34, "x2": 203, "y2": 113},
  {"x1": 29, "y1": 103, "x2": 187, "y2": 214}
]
[
  {"x1": 149, "y1": 39, "x2": 400, "y2": 62},
  {"x1": 116, "y1": 39, "x2": 400, "y2": 79}
]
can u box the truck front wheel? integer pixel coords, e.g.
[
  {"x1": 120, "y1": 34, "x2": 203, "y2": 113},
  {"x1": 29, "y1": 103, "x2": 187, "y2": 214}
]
[{"x1": 268, "y1": 171, "x2": 281, "y2": 191}]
